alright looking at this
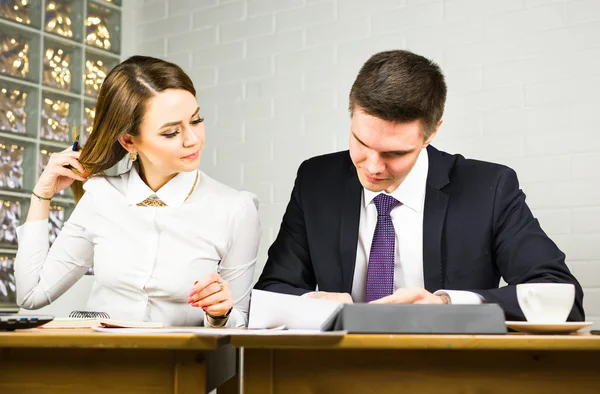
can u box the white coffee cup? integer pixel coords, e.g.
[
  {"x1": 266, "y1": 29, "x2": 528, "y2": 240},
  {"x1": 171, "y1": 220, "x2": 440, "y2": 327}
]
[{"x1": 516, "y1": 283, "x2": 575, "y2": 324}]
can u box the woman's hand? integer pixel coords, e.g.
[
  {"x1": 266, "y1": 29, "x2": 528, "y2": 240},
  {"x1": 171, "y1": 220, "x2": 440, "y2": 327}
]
[
  {"x1": 34, "y1": 148, "x2": 87, "y2": 198},
  {"x1": 188, "y1": 272, "x2": 233, "y2": 319}
]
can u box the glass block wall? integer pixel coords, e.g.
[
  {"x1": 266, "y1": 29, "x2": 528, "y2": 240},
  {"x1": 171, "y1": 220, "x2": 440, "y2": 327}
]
[{"x1": 0, "y1": 0, "x2": 121, "y2": 310}]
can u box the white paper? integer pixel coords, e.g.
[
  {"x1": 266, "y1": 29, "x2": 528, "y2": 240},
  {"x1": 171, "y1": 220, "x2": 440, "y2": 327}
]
[
  {"x1": 90, "y1": 290, "x2": 345, "y2": 334},
  {"x1": 42, "y1": 317, "x2": 163, "y2": 329},
  {"x1": 247, "y1": 289, "x2": 343, "y2": 330},
  {"x1": 91, "y1": 326, "x2": 346, "y2": 336}
]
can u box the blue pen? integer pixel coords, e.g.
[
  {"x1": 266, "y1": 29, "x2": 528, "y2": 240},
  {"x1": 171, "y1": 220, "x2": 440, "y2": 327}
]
[{"x1": 72, "y1": 134, "x2": 79, "y2": 151}]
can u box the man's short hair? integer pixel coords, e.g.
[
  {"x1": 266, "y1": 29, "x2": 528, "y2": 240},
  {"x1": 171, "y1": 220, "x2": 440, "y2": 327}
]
[{"x1": 349, "y1": 50, "x2": 447, "y2": 139}]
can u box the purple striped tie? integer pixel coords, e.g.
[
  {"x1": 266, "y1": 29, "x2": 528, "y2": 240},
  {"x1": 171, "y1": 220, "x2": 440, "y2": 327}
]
[{"x1": 365, "y1": 194, "x2": 399, "y2": 302}]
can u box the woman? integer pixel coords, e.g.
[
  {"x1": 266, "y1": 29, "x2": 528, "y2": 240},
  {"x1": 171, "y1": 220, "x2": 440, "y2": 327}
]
[{"x1": 15, "y1": 56, "x2": 260, "y2": 327}]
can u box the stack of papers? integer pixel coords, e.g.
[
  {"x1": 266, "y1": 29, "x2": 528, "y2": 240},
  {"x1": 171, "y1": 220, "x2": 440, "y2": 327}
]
[
  {"x1": 248, "y1": 289, "x2": 343, "y2": 330},
  {"x1": 74, "y1": 290, "x2": 346, "y2": 335},
  {"x1": 91, "y1": 326, "x2": 345, "y2": 335},
  {"x1": 40, "y1": 318, "x2": 163, "y2": 329}
]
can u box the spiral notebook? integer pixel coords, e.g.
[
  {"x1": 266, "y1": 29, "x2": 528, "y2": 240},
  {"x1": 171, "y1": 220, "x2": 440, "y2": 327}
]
[{"x1": 39, "y1": 310, "x2": 163, "y2": 329}]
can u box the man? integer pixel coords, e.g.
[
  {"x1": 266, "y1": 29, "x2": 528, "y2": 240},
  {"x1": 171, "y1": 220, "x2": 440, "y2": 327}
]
[{"x1": 255, "y1": 50, "x2": 584, "y2": 321}]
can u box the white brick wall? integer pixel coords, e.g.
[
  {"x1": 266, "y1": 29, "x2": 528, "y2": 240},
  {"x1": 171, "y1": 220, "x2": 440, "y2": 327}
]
[{"x1": 126, "y1": 0, "x2": 600, "y2": 324}]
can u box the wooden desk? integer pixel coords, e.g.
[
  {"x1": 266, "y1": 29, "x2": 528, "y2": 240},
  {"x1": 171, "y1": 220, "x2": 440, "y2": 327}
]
[
  {"x1": 229, "y1": 333, "x2": 600, "y2": 394},
  {"x1": 0, "y1": 328, "x2": 236, "y2": 394}
]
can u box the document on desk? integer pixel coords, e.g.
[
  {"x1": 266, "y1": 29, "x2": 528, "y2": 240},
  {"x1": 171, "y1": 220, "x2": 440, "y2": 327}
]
[
  {"x1": 93, "y1": 290, "x2": 346, "y2": 336},
  {"x1": 91, "y1": 326, "x2": 346, "y2": 336},
  {"x1": 91, "y1": 290, "x2": 345, "y2": 335},
  {"x1": 248, "y1": 289, "x2": 343, "y2": 330}
]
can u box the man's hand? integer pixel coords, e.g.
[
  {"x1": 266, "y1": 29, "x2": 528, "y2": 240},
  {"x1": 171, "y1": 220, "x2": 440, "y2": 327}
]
[
  {"x1": 306, "y1": 291, "x2": 354, "y2": 303},
  {"x1": 369, "y1": 288, "x2": 448, "y2": 304}
]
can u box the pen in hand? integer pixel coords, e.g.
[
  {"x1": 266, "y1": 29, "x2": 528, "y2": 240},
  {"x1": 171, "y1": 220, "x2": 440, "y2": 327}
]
[
  {"x1": 68, "y1": 132, "x2": 87, "y2": 179},
  {"x1": 72, "y1": 133, "x2": 79, "y2": 151}
]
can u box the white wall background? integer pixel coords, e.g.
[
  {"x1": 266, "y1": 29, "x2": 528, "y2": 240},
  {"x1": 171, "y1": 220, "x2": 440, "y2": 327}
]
[{"x1": 123, "y1": 0, "x2": 600, "y2": 323}]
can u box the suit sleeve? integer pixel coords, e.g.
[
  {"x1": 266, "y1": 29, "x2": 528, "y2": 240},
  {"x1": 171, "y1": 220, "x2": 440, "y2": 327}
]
[
  {"x1": 254, "y1": 161, "x2": 317, "y2": 295},
  {"x1": 473, "y1": 168, "x2": 585, "y2": 321}
]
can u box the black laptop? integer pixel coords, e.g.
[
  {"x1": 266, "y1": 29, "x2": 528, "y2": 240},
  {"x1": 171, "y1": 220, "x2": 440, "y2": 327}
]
[{"x1": 0, "y1": 313, "x2": 54, "y2": 330}]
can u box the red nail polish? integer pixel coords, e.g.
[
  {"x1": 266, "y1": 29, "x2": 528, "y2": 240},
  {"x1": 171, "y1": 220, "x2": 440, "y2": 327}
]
[{"x1": 202, "y1": 306, "x2": 207, "y2": 311}]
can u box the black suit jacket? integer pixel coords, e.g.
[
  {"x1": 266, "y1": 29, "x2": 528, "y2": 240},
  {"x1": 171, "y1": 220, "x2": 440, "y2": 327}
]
[{"x1": 255, "y1": 146, "x2": 585, "y2": 321}]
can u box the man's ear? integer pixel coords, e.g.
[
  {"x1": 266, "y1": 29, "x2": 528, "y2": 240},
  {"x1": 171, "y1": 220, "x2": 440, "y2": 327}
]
[
  {"x1": 423, "y1": 119, "x2": 443, "y2": 147},
  {"x1": 118, "y1": 133, "x2": 135, "y2": 153}
]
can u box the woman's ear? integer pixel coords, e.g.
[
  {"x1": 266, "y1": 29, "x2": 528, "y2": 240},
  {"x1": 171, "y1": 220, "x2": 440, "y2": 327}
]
[{"x1": 118, "y1": 134, "x2": 135, "y2": 153}]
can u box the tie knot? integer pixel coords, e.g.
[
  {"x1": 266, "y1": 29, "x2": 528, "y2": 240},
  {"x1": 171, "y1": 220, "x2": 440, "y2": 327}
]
[{"x1": 373, "y1": 194, "x2": 398, "y2": 216}]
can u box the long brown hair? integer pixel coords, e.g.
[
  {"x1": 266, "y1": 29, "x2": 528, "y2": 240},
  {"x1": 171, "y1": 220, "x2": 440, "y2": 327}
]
[{"x1": 71, "y1": 55, "x2": 196, "y2": 202}]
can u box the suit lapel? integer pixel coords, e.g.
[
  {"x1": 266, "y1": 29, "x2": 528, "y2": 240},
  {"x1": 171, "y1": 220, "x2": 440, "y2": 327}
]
[
  {"x1": 422, "y1": 146, "x2": 452, "y2": 292},
  {"x1": 422, "y1": 185, "x2": 448, "y2": 291},
  {"x1": 339, "y1": 162, "x2": 362, "y2": 293},
  {"x1": 336, "y1": 147, "x2": 455, "y2": 293}
]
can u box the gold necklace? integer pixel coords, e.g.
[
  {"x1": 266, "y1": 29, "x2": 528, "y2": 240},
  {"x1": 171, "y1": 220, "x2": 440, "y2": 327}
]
[{"x1": 136, "y1": 171, "x2": 199, "y2": 207}]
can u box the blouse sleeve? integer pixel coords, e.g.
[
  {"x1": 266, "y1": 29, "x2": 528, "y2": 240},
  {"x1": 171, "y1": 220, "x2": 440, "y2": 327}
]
[
  {"x1": 15, "y1": 192, "x2": 95, "y2": 309},
  {"x1": 205, "y1": 191, "x2": 261, "y2": 327}
]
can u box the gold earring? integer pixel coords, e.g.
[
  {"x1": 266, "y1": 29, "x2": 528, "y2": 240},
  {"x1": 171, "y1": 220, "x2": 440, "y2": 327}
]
[{"x1": 129, "y1": 151, "x2": 138, "y2": 162}]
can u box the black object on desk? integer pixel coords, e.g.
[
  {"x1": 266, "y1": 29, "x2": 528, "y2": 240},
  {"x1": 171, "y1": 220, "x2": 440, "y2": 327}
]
[
  {"x1": 321, "y1": 304, "x2": 507, "y2": 334},
  {"x1": 0, "y1": 314, "x2": 54, "y2": 330}
]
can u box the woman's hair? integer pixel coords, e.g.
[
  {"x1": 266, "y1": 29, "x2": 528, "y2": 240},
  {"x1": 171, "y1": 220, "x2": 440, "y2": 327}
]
[{"x1": 70, "y1": 55, "x2": 196, "y2": 202}]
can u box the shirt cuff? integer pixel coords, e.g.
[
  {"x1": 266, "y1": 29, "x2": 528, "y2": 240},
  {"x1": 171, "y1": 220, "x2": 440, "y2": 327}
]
[
  {"x1": 434, "y1": 290, "x2": 484, "y2": 305},
  {"x1": 203, "y1": 307, "x2": 246, "y2": 328},
  {"x1": 301, "y1": 292, "x2": 316, "y2": 298}
]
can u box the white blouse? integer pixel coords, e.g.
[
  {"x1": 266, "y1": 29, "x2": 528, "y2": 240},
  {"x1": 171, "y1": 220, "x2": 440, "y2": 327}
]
[{"x1": 15, "y1": 166, "x2": 261, "y2": 327}]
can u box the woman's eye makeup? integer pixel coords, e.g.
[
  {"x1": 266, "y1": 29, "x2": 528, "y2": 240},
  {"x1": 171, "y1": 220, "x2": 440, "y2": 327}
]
[
  {"x1": 160, "y1": 116, "x2": 203, "y2": 138},
  {"x1": 162, "y1": 129, "x2": 180, "y2": 138}
]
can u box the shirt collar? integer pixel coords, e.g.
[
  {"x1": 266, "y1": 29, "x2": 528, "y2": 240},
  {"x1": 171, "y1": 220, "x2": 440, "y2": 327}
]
[
  {"x1": 363, "y1": 147, "x2": 429, "y2": 213},
  {"x1": 125, "y1": 165, "x2": 199, "y2": 209}
]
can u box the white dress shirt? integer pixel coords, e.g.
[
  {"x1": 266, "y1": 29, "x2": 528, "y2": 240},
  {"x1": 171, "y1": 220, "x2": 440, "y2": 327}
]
[
  {"x1": 351, "y1": 148, "x2": 481, "y2": 304},
  {"x1": 15, "y1": 165, "x2": 261, "y2": 327}
]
